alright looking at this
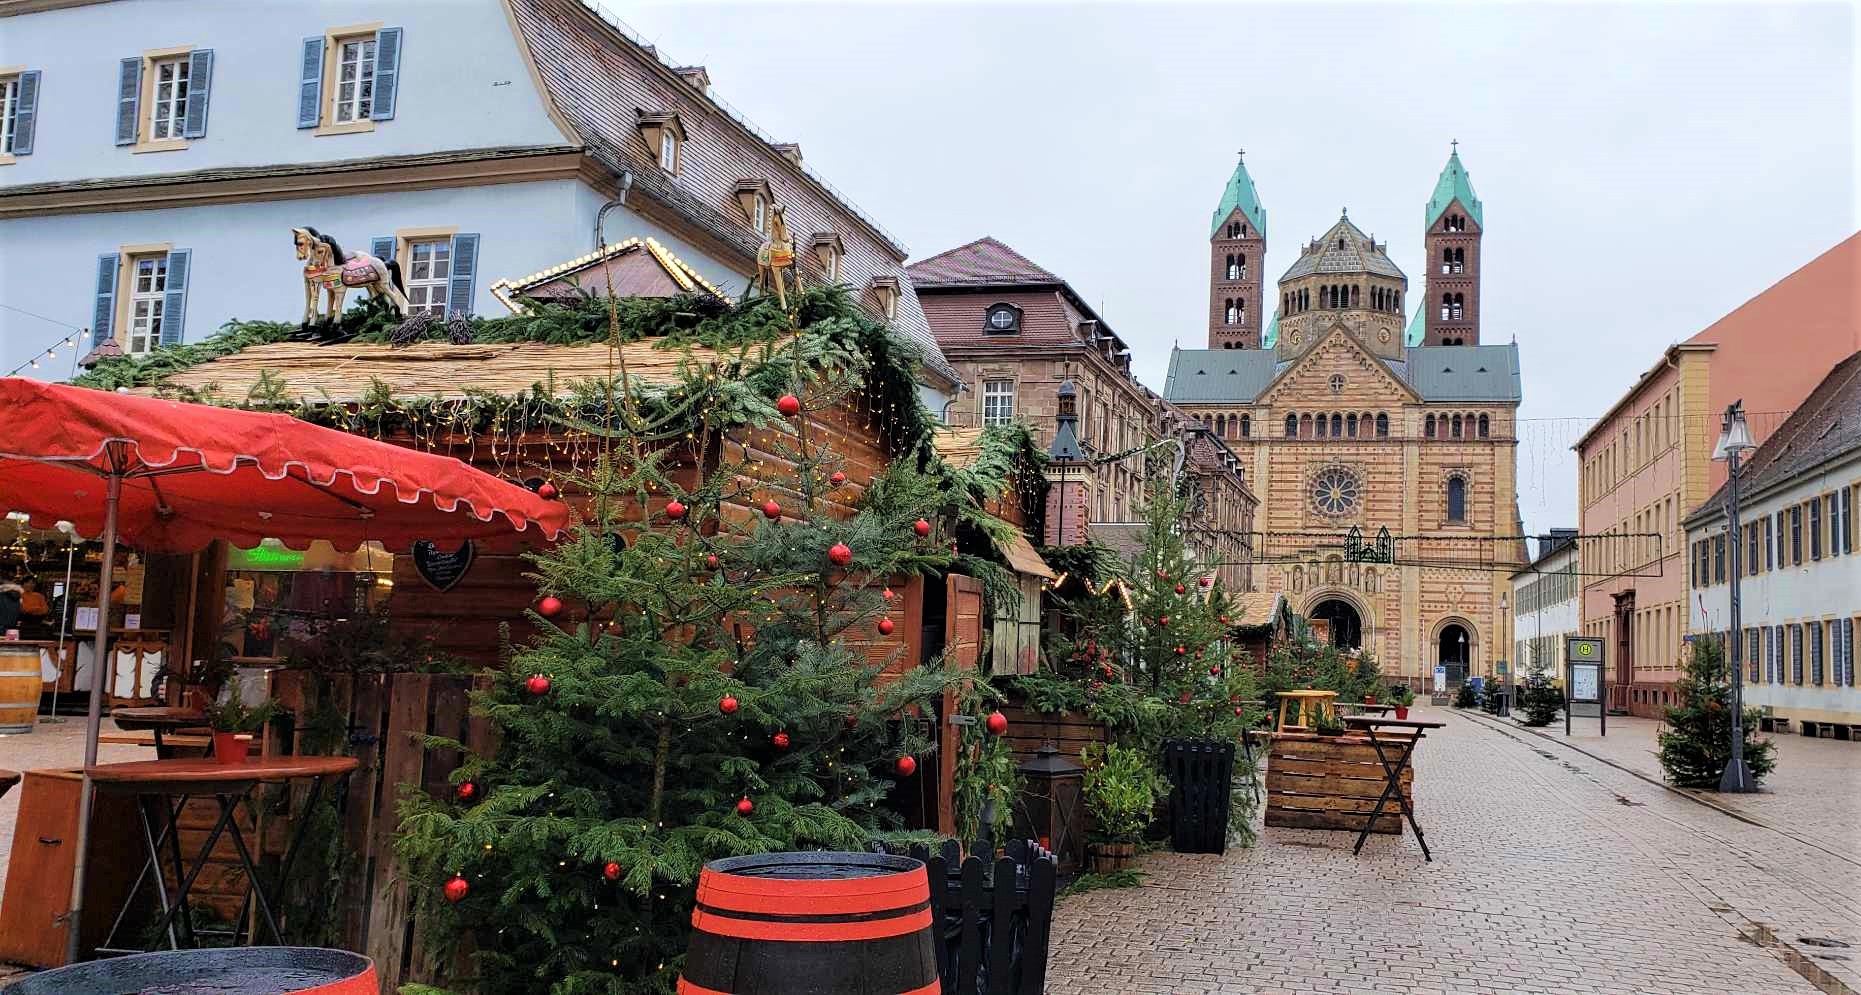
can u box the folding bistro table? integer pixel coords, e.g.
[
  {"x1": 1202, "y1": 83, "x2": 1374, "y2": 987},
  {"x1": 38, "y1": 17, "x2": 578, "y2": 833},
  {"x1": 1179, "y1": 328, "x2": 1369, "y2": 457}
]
[
  {"x1": 85, "y1": 755, "x2": 359, "y2": 952},
  {"x1": 110, "y1": 707, "x2": 210, "y2": 760},
  {"x1": 1341, "y1": 715, "x2": 1445, "y2": 861}
]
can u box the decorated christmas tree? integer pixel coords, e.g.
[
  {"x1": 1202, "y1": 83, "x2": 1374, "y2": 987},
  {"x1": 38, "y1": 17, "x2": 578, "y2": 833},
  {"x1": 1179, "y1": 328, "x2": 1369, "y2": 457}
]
[
  {"x1": 397, "y1": 296, "x2": 959, "y2": 994},
  {"x1": 1657, "y1": 635, "x2": 1775, "y2": 788}
]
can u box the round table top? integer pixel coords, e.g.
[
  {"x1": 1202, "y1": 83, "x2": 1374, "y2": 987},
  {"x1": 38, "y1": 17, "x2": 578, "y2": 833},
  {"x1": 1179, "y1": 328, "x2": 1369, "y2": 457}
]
[
  {"x1": 110, "y1": 707, "x2": 208, "y2": 731},
  {"x1": 85, "y1": 755, "x2": 359, "y2": 785},
  {"x1": 1276, "y1": 689, "x2": 1339, "y2": 700}
]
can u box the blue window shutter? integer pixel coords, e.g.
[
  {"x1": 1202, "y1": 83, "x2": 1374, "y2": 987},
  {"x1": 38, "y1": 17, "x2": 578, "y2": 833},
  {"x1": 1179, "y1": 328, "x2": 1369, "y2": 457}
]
[
  {"x1": 181, "y1": 49, "x2": 213, "y2": 139},
  {"x1": 92, "y1": 254, "x2": 119, "y2": 343},
  {"x1": 160, "y1": 249, "x2": 190, "y2": 346},
  {"x1": 11, "y1": 70, "x2": 40, "y2": 155},
  {"x1": 447, "y1": 233, "x2": 479, "y2": 317},
  {"x1": 370, "y1": 236, "x2": 395, "y2": 261},
  {"x1": 370, "y1": 27, "x2": 402, "y2": 121},
  {"x1": 114, "y1": 57, "x2": 141, "y2": 146},
  {"x1": 297, "y1": 37, "x2": 324, "y2": 129}
]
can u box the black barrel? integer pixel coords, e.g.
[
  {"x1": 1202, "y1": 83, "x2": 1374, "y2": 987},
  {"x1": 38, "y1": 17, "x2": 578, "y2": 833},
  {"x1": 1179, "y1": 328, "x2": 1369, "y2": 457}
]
[
  {"x1": 678, "y1": 851, "x2": 939, "y2": 995},
  {"x1": 0, "y1": 946, "x2": 376, "y2": 994}
]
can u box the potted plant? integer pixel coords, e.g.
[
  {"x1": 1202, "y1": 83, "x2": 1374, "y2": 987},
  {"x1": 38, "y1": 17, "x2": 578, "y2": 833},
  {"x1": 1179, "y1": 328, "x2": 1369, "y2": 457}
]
[
  {"x1": 1391, "y1": 684, "x2": 1415, "y2": 720},
  {"x1": 1363, "y1": 690, "x2": 1379, "y2": 705},
  {"x1": 1312, "y1": 708, "x2": 1346, "y2": 737},
  {"x1": 1081, "y1": 743, "x2": 1165, "y2": 872},
  {"x1": 203, "y1": 684, "x2": 277, "y2": 765}
]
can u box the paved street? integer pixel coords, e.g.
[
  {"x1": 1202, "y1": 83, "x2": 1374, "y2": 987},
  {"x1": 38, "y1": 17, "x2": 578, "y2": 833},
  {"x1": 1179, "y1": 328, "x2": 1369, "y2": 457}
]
[
  {"x1": 0, "y1": 717, "x2": 142, "y2": 884},
  {"x1": 1048, "y1": 705, "x2": 1861, "y2": 995}
]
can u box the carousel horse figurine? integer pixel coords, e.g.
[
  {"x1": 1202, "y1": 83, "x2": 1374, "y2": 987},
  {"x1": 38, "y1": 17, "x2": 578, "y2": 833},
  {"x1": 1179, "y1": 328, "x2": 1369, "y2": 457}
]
[
  {"x1": 753, "y1": 205, "x2": 798, "y2": 310},
  {"x1": 292, "y1": 226, "x2": 410, "y2": 324}
]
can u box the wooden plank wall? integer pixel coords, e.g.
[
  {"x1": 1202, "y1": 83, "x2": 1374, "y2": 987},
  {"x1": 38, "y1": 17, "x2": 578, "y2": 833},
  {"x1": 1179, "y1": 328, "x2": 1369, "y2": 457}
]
[{"x1": 1262, "y1": 732, "x2": 1413, "y2": 834}]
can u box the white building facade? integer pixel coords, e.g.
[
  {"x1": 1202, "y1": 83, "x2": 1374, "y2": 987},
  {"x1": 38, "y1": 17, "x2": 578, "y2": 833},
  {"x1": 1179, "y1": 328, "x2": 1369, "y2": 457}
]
[
  {"x1": 1512, "y1": 530, "x2": 1580, "y2": 679},
  {"x1": 1685, "y1": 354, "x2": 1860, "y2": 734},
  {"x1": 0, "y1": 0, "x2": 956, "y2": 402}
]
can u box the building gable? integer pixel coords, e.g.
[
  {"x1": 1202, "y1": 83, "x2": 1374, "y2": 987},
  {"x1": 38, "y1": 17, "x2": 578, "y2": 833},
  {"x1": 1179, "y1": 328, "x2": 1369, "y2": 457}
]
[{"x1": 1260, "y1": 323, "x2": 1419, "y2": 408}]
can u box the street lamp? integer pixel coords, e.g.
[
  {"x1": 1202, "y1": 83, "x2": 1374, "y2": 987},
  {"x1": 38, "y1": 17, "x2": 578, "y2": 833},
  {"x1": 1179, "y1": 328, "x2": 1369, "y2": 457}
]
[
  {"x1": 1498, "y1": 593, "x2": 1511, "y2": 717},
  {"x1": 1712, "y1": 400, "x2": 1757, "y2": 793}
]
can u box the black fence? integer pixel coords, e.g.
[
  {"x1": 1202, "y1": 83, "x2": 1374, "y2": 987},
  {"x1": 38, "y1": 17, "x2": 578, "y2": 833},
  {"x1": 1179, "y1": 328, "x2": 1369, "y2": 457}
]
[
  {"x1": 1162, "y1": 739, "x2": 1235, "y2": 854},
  {"x1": 873, "y1": 838, "x2": 1057, "y2": 995}
]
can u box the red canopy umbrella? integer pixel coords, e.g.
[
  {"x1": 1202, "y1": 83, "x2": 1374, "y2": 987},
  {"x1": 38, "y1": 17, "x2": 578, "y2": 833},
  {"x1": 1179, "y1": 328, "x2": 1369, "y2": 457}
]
[{"x1": 0, "y1": 377, "x2": 570, "y2": 960}]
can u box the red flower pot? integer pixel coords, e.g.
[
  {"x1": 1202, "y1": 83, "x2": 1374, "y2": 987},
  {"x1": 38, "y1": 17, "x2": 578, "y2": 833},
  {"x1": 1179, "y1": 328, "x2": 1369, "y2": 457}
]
[
  {"x1": 213, "y1": 732, "x2": 251, "y2": 765},
  {"x1": 1364, "y1": 695, "x2": 1379, "y2": 705},
  {"x1": 1394, "y1": 705, "x2": 1410, "y2": 720}
]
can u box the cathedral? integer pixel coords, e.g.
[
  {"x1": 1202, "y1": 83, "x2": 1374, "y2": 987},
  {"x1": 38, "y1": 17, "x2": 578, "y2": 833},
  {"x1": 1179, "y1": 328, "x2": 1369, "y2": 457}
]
[{"x1": 1166, "y1": 148, "x2": 1525, "y2": 689}]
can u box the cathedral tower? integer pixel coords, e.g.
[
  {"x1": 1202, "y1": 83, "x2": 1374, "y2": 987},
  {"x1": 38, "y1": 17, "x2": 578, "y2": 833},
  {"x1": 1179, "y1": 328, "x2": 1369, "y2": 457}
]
[
  {"x1": 1423, "y1": 143, "x2": 1484, "y2": 345},
  {"x1": 1208, "y1": 153, "x2": 1267, "y2": 349},
  {"x1": 1274, "y1": 211, "x2": 1408, "y2": 362}
]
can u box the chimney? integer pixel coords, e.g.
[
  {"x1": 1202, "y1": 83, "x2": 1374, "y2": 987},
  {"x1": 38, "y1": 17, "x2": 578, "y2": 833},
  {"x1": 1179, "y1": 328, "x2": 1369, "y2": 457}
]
[
  {"x1": 673, "y1": 65, "x2": 710, "y2": 94},
  {"x1": 772, "y1": 143, "x2": 803, "y2": 167}
]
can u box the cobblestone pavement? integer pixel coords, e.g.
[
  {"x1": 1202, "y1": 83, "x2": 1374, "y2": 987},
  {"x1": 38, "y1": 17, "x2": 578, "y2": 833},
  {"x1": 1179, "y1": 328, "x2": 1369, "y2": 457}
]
[{"x1": 1047, "y1": 704, "x2": 1860, "y2": 995}]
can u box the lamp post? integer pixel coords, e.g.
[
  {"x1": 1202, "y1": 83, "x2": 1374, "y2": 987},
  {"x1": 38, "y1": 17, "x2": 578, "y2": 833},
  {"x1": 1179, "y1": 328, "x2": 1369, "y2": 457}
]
[
  {"x1": 1713, "y1": 400, "x2": 1757, "y2": 793},
  {"x1": 1499, "y1": 593, "x2": 1511, "y2": 717}
]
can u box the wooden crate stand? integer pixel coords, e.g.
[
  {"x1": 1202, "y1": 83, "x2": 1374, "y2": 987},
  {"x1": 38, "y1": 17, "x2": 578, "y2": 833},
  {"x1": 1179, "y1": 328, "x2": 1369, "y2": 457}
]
[{"x1": 1263, "y1": 731, "x2": 1414, "y2": 835}]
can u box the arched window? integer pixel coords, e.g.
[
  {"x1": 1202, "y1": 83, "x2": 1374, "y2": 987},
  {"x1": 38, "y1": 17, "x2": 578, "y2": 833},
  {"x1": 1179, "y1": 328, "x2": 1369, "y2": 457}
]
[
  {"x1": 1441, "y1": 247, "x2": 1453, "y2": 274},
  {"x1": 1351, "y1": 284, "x2": 1360, "y2": 307},
  {"x1": 1301, "y1": 414, "x2": 1313, "y2": 438},
  {"x1": 1376, "y1": 413, "x2": 1389, "y2": 437},
  {"x1": 1316, "y1": 414, "x2": 1328, "y2": 438},
  {"x1": 1440, "y1": 293, "x2": 1452, "y2": 320},
  {"x1": 1452, "y1": 414, "x2": 1464, "y2": 438},
  {"x1": 1453, "y1": 247, "x2": 1466, "y2": 273},
  {"x1": 1241, "y1": 415, "x2": 1251, "y2": 438},
  {"x1": 1331, "y1": 413, "x2": 1343, "y2": 437},
  {"x1": 1285, "y1": 414, "x2": 1298, "y2": 438},
  {"x1": 1216, "y1": 414, "x2": 1227, "y2": 437},
  {"x1": 1225, "y1": 299, "x2": 1238, "y2": 324},
  {"x1": 1300, "y1": 288, "x2": 1309, "y2": 310},
  {"x1": 1394, "y1": 291, "x2": 1401, "y2": 312},
  {"x1": 1347, "y1": 413, "x2": 1358, "y2": 437},
  {"x1": 1450, "y1": 293, "x2": 1465, "y2": 320},
  {"x1": 1446, "y1": 477, "x2": 1467, "y2": 522},
  {"x1": 1478, "y1": 413, "x2": 1490, "y2": 438},
  {"x1": 1226, "y1": 254, "x2": 1240, "y2": 280},
  {"x1": 1425, "y1": 414, "x2": 1436, "y2": 438}
]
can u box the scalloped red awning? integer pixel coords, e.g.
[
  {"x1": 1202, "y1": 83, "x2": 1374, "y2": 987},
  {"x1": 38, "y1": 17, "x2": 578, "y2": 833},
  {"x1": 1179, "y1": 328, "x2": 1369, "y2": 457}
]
[{"x1": 0, "y1": 378, "x2": 570, "y2": 553}]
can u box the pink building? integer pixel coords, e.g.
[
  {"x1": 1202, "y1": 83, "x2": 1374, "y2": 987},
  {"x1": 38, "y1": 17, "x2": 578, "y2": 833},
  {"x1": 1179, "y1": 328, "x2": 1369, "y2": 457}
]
[{"x1": 1576, "y1": 234, "x2": 1861, "y2": 716}]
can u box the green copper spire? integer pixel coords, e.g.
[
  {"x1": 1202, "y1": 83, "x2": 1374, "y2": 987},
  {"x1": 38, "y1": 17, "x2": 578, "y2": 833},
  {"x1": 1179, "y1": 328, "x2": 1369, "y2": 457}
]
[
  {"x1": 1424, "y1": 142, "x2": 1483, "y2": 230},
  {"x1": 1405, "y1": 299, "x2": 1426, "y2": 346},
  {"x1": 1263, "y1": 307, "x2": 1280, "y2": 349},
  {"x1": 1210, "y1": 151, "x2": 1267, "y2": 239}
]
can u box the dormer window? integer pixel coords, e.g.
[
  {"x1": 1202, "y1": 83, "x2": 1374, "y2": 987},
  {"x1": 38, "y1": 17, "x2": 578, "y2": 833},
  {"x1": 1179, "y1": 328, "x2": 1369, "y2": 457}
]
[
  {"x1": 636, "y1": 111, "x2": 686, "y2": 175},
  {"x1": 734, "y1": 179, "x2": 774, "y2": 233},
  {"x1": 867, "y1": 276, "x2": 899, "y2": 320},
  {"x1": 985, "y1": 303, "x2": 1021, "y2": 334},
  {"x1": 810, "y1": 233, "x2": 844, "y2": 283}
]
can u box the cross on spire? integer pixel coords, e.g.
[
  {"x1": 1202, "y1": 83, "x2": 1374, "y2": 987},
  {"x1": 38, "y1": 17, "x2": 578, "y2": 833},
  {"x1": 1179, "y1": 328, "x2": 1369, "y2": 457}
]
[{"x1": 1451, "y1": 139, "x2": 1459, "y2": 154}]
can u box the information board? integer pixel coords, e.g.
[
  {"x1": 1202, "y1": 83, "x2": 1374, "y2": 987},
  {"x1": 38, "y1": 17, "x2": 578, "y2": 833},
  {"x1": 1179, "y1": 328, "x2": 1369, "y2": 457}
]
[{"x1": 1564, "y1": 636, "x2": 1606, "y2": 736}]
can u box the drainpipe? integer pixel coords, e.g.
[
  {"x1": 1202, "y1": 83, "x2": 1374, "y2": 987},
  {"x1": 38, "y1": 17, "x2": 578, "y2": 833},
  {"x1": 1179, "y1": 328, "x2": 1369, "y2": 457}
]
[{"x1": 593, "y1": 170, "x2": 635, "y2": 252}]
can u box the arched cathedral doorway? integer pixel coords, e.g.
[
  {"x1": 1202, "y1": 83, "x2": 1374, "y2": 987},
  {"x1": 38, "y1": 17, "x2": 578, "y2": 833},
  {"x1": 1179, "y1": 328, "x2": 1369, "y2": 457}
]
[
  {"x1": 1438, "y1": 622, "x2": 1471, "y2": 686},
  {"x1": 1309, "y1": 598, "x2": 1363, "y2": 650}
]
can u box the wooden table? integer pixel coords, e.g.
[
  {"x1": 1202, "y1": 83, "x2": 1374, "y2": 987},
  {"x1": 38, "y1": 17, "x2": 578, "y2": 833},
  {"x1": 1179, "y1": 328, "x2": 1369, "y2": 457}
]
[
  {"x1": 1342, "y1": 716, "x2": 1445, "y2": 861},
  {"x1": 83, "y1": 755, "x2": 359, "y2": 952},
  {"x1": 110, "y1": 707, "x2": 209, "y2": 759},
  {"x1": 1274, "y1": 690, "x2": 1338, "y2": 732}
]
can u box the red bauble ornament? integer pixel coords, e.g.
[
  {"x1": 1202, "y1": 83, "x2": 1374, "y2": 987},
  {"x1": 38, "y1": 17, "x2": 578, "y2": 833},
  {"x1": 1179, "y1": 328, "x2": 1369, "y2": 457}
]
[
  {"x1": 455, "y1": 781, "x2": 477, "y2": 802},
  {"x1": 444, "y1": 875, "x2": 470, "y2": 903},
  {"x1": 1209, "y1": 665, "x2": 1221, "y2": 676},
  {"x1": 1198, "y1": 577, "x2": 1211, "y2": 588},
  {"x1": 538, "y1": 596, "x2": 563, "y2": 618},
  {"x1": 706, "y1": 553, "x2": 720, "y2": 569},
  {"x1": 719, "y1": 695, "x2": 739, "y2": 714},
  {"x1": 777, "y1": 394, "x2": 802, "y2": 417},
  {"x1": 665, "y1": 500, "x2": 687, "y2": 520},
  {"x1": 1178, "y1": 692, "x2": 1192, "y2": 704},
  {"x1": 877, "y1": 618, "x2": 895, "y2": 635},
  {"x1": 1089, "y1": 680, "x2": 1104, "y2": 692},
  {"x1": 845, "y1": 711, "x2": 859, "y2": 729},
  {"x1": 1175, "y1": 645, "x2": 1185, "y2": 656},
  {"x1": 773, "y1": 731, "x2": 791, "y2": 750},
  {"x1": 537, "y1": 481, "x2": 559, "y2": 499},
  {"x1": 830, "y1": 471, "x2": 847, "y2": 486},
  {"x1": 1158, "y1": 616, "x2": 1170, "y2": 627},
  {"x1": 913, "y1": 518, "x2": 931, "y2": 537},
  {"x1": 736, "y1": 796, "x2": 754, "y2": 815},
  {"x1": 1234, "y1": 706, "x2": 1244, "y2": 717},
  {"x1": 882, "y1": 587, "x2": 896, "y2": 601},
  {"x1": 762, "y1": 500, "x2": 782, "y2": 520},
  {"x1": 604, "y1": 861, "x2": 622, "y2": 881},
  {"x1": 895, "y1": 755, "x2": 917, "y2": 777},
  {"x1": 986, "y1": 711, "x2": 1009, "y2": 736},
  {"x1": 1100, "y1": 664, "x2": 1114, "y2": 678},
  {"x1": 526, "y1": 674, "x2": 551, "y2": 696},
  {"x1": 1219, "y1": 615, "x2": 1230, "y2": 625},
  {"x1": 828, "y1": 542, "x2": 853, "y2": 566},
  {"x1": 1175, "y1": 584, "x2": 1186, "y2": 595}
]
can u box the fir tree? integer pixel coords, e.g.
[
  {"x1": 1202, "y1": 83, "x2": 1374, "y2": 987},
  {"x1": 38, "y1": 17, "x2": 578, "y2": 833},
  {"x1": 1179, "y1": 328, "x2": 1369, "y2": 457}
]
[
  {"x1": 398, "y1": 337, "x2": 956, "y2": 994},
  {"x1": 1657, "y1": 635, "x2": 1775, "y2": 789},
  {"x1": 1517, "y1": 670, "x2": 1562, "y2": 727}
]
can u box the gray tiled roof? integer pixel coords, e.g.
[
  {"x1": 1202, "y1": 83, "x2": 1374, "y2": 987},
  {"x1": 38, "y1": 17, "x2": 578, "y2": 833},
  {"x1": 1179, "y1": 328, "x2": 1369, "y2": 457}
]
[
  {"x1": 1279, "y1": 215, "x2": 1406, "y2": 281},
  {"x1": 1163, "y1": 344, "x2": 1521, "y2": 403}
]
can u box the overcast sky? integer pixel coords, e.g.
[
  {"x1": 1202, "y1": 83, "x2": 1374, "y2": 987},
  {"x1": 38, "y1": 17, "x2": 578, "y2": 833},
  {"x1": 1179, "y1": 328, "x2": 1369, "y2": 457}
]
[{"x1": 620, "y1": 1, "x2": 1857, "y2": 536}]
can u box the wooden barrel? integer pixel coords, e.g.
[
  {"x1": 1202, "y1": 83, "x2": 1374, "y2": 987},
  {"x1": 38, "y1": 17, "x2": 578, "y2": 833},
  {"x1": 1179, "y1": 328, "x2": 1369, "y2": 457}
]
[
  {"x1": 0, "y1": 947, "x2": 376, "y2": 994},
  {"x1": 0, "y1": 645, "x2": 41, "y2": 733},
  {"x1": 678, "y1": 851, "x2": 939, "y2": 995}
]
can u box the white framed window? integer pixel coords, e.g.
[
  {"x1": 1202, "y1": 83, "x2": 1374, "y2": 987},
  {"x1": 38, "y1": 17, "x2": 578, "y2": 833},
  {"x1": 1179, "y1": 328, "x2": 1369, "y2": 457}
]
[
  {"x1": 333, "y1": 36, "x2": 377, "y2": 123},
  {"x1": 0, "y1": 75, "x2": 18, "y2": 154},
  {"x1": 126, "y1": 255, "x2": 169, "y2": 356},
  {"x1": 752, "y1": 192, "x2": 768, "y2": 234},
  {"x1": 405, "y1": 239, "x2": 452, "y2": 316},
  {"x1": 148, "y1": 56, "x2": 190, "y2": 141},
  {"x1": 658, "y1": 128, "x2": 677, "y2": 171},
  {"x1": 982, "y1": 379, "x2": 1015, "y2": 427}
]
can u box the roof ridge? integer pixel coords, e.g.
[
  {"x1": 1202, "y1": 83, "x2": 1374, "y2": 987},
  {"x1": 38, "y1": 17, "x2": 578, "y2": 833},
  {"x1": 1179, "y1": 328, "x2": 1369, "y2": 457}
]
[{"x1": 906, "y1": 236, "x2": 1003, "y2": 271}]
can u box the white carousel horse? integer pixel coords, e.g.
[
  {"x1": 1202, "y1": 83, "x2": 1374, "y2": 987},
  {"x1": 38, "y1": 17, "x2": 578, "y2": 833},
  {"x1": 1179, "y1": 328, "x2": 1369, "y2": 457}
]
[{"x1": 293, "y1": 226, "x2": 410, "y2": 323}]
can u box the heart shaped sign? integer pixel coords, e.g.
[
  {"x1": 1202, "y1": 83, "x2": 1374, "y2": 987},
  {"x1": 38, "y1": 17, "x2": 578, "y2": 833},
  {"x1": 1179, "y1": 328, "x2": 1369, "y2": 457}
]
[{"x1": 412, "y1": 539, "x2": 476, "y2": 592}]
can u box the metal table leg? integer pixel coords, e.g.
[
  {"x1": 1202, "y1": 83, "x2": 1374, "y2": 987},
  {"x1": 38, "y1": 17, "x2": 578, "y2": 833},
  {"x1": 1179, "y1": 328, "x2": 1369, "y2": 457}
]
[
  {"x1": 1351, "y1": 728, "x2": 1431, "y2": 862},
  {"x1": 139, "y1": 790, "x2": 245, "y2": 945}
]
